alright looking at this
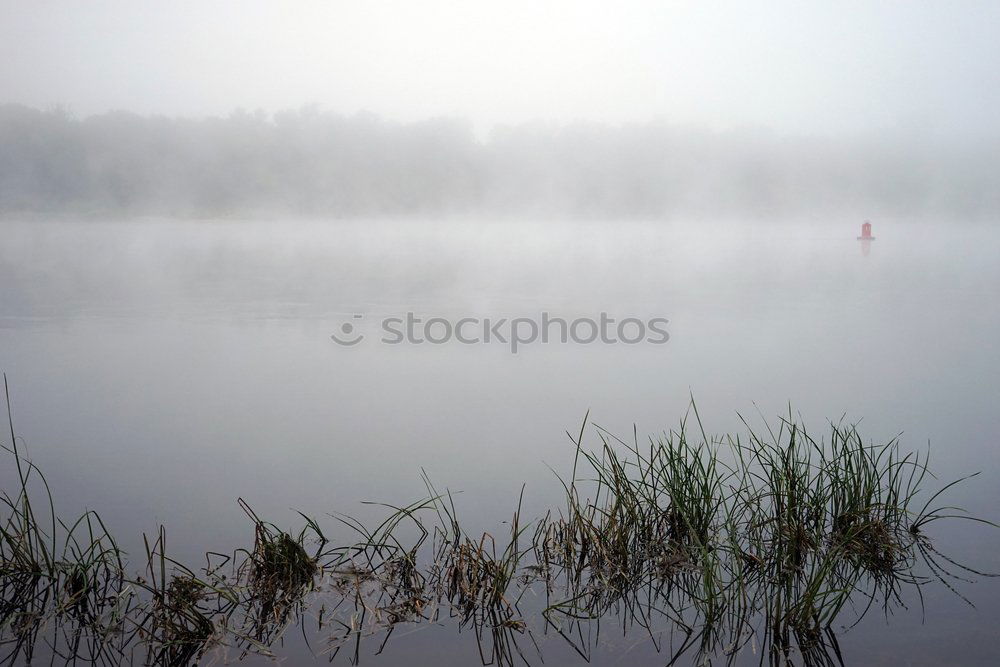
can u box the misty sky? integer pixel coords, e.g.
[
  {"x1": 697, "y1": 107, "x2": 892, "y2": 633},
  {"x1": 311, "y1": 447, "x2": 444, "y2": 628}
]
[{"x1": 2, "y1": 1, "x2": 1000, "y2": 139}]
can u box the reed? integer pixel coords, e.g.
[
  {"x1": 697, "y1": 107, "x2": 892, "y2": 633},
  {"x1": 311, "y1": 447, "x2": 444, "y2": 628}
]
[
  {"x1": 2, "y1": 375, "x2": 133, "y2": 663},
  {"x1": 1, "y1": 376, "x2": 994, "y2": 665}
]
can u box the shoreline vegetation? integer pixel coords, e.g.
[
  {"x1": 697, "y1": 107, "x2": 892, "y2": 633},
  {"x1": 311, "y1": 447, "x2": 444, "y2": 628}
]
[
  {"x1": 2, "y1": 376, "x2": 996, "y2": 665},
  {"x1": 2, "y1": 104, "x2": 999, "y2": 221}
]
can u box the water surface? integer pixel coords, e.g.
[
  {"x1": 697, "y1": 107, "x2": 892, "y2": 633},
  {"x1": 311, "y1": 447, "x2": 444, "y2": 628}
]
[{"x1": 1, "y1": 218, "x2": 998, "y2": 663}]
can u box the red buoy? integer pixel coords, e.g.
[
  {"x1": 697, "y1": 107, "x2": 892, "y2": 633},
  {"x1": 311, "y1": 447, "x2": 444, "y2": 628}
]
[{"x1": 857, "y1": 220, "x2": 875, "y2": 240}]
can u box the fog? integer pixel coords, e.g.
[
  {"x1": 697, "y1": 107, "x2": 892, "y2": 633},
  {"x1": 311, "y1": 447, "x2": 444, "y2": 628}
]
[
  {"x1": 4, "y1": 2, "x2": 1000, "y2": 137},
  {"x1": 3, "y1": 3, "x2": 1000, "y2": 665},
  {"x1": 2, "y1": 104, "x2": 998, "y2": 219},
  {"x1": 3, "y1": 2, "x2": 1000, "y2": 220},
  {"x1": 3, "y1": 217, "x2": 1000, "y2": 665}
]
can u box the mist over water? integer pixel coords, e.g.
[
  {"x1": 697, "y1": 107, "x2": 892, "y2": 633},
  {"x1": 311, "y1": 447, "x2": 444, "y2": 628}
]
[
  {"x1": 2, "y1": 218, "x2": 998, "y2": 536},
  {"x1": 2, "y1": 2, "x2": 1000, "y2": 664},
  {"x1": 2, "y1": 217, "x2": 999, "y2": 664}
]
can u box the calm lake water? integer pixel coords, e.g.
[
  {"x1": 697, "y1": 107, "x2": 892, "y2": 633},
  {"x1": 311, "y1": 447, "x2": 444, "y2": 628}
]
[{"x1": 1, "y1": 218, "x2": 999, "y2": 664}]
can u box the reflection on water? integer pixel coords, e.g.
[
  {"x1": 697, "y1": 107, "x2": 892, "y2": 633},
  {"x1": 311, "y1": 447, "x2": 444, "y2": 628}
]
[
  {"x1": 1, "y1": 218, "x2": 999, "y2": 664},
  {"x1": 3, "y1": 403, "x2": 996, "y2": 666}
]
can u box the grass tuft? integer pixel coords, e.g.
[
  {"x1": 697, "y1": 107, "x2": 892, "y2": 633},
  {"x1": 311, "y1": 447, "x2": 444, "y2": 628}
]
[{"x1": 1, "y1": 377, "x2": 995, "y2": 665}]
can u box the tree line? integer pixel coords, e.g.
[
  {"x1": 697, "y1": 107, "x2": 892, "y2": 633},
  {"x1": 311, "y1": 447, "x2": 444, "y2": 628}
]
[{"x1": 1, "y1": 104, "x2": 997, "y2": 219}]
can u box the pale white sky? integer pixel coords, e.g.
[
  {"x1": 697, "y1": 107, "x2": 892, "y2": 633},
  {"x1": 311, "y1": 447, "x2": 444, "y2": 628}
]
[{"x1": 2, "y1": 1, "x2": 999, "y2": 138}]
